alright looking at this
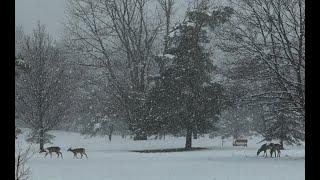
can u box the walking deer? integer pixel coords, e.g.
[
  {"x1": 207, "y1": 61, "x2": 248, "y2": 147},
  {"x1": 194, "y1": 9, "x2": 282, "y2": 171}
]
[
  {"x1": 67, "y1": 147, "x2": 88, "y2": 159},
  {"x1": 40, "y1": 146, "x2": 63, "y2": 159}
]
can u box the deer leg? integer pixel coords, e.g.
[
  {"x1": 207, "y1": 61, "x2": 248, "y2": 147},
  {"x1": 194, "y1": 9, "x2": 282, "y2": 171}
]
[
  {"x1": 273, "y1": 150, "x2": 276, "y2": 157},
  {"x1": 60, "y1": 152, "x2": 63, "y2": 159},
  {"x1": 44, "y1": 152, "x2": 48, "y2": 158},
  {"x1": 273, "y1": 150, "x2": 275, "y2": 157},
  {"x1": 56, "y1": 152, "x2": 60, "y2": 158},
  {"x1": 80, "y1": 153, "x2": 83, "y2": 159},
  {"x1": 50, "y1": 152, "x2": 53, "y2": 158},
  {"x1": 83, "y1": 152, "x2": 88, "y2": 158}
]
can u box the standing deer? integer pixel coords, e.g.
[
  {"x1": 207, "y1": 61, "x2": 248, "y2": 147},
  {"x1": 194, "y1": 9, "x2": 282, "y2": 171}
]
[
  {"x1": 257, "y1": 143, "x2": 269, "y2": 157},
  {"x1": 40, "y1": 146, "x2": 63, "y2": 159},
  {"x1": 67, "y1": 147, "x2": 88, "y2": 159},
  {"x1": 269, "y1": 143, "x2": 281, "y2": 157}
]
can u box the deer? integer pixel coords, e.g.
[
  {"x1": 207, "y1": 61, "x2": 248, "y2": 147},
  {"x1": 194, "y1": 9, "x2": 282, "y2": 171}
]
[
  {"x1": 67, "y1": 147, "x2": 88, "y2": 159},
  {"x1": 257, "y1": 143, "x2": 269, "y2": 157},
  {"x1": 39, "y1": 146, "x2": 63, "y2": 159},
  {"x1": 268, "y1": 143, "x2": 281, "y2": 157}
]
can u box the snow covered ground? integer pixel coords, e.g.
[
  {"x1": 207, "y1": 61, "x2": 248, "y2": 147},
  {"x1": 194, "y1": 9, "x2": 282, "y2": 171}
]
[{"x1": 16, "y1": 129, "x2": 305, "y2": 180}]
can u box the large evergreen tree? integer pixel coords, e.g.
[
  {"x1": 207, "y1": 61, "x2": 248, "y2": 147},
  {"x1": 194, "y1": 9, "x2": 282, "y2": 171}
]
[{"x1": 146, "y1": 3, "x2": 232, "y2": 149}]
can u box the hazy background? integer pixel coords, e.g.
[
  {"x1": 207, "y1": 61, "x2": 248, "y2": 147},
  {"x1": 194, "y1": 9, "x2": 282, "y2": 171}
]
[
  {"x1": 15, "y1": 0, "x2": 67, "y2": 40},
  {"x1": 15, "y1": 0, "x2": 200, "y2": 40}
]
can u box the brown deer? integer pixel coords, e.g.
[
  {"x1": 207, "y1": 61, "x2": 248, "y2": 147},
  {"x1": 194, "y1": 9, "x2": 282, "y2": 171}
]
[
  {"x1": 257, "y1": 143, "x2": 269, "y2": 157},
  {"x1": 40, "y1": 146, "x2": 63, "y2": 159},
  {"x1": 268, "y1": 143, "x2": 281, "y2": 157},
  {"x1": 67, "y1": 147, "x2": 88, "y2": 159}
]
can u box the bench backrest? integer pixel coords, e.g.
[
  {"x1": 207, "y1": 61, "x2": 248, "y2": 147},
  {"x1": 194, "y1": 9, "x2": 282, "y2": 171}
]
[
  {"x1": 235, "y1": 139, "x2": 247, "y2": 142},
  {"x1": 233, "y1": 139, "x2": 247, "y2": 146}
]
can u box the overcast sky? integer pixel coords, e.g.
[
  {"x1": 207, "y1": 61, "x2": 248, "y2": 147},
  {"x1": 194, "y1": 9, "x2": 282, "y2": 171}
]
[
  {"x1": 15, "y1": 0, "x2": 67, "y2": 40},
  {"x1": 15, "y1": 0, "x2": 227, "y2": 41}
]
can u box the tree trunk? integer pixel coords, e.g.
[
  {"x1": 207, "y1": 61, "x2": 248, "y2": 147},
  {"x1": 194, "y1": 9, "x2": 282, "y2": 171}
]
[
  {"x1": 39, "y1": 129, "x2": 44, "y2": 151},
  {"x1": 108, "y1": 125, "x2": 114, "y2": 141},
  {"x1": 185, "y1": 126, "x2": 192, "y2": 150},
  {"x1": 280, "y1": 140, "x2": 284, "y2": 150},
  {"x1": 164, "y1": 14, "x2": 170, "y2": 52}
]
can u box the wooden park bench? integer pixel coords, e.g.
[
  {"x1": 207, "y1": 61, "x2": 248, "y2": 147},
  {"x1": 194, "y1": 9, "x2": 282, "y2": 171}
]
[{"x1": 233, "y1": 139, "x2": 248, "y2": 147}]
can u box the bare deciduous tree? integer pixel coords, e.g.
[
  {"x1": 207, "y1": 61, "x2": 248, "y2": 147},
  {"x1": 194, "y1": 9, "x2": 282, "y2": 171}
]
[
  {"x1": 216, "y1": 0, "x2": 305, "y2": 144},
  {"x1": 157, "y1": 0, "x2": 175, "y2": 51},
  {"x1": 219, "y1": 0, "x2": 304, "y2": 116},
  {"x1": 15, "y1": 23, "x2": 73, "y2": 150},
  {"x1": 15, "y1": 144, "x2": 34, "y2": 180},
  {"x1": 65, "y1": 0, "x2": 162, "y2": 139}
]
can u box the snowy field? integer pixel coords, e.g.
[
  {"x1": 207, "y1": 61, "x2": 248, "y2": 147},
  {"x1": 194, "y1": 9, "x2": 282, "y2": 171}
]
[{"x1": 16, "y1": 129, "x2": 305, "y2": 180}]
